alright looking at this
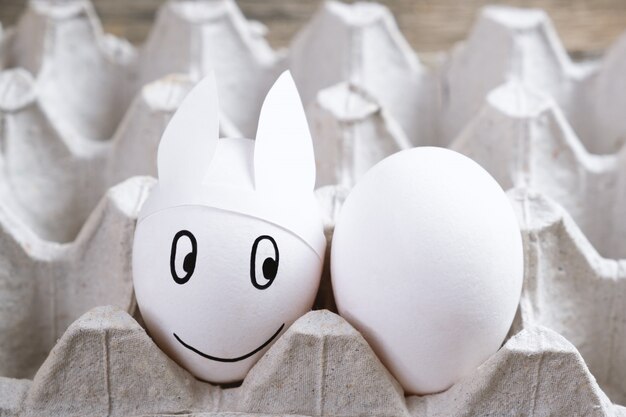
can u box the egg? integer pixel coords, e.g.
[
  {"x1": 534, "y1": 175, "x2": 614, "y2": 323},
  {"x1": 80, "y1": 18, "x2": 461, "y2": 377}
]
[
  {"x1": 133, "y1": 71, "x2": 325, "y2": 383},
  {"x1": 330, "y1": 147, "x2": 523, "y2": 395}
]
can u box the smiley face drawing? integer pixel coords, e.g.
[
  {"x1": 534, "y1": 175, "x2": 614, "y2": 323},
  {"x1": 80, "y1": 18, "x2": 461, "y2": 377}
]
[{"x1": 132, "y1": 71, "x2": 326, "y2": 383}]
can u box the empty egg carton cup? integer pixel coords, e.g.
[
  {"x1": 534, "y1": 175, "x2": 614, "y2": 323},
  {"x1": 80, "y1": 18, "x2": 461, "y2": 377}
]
[
  {"x1": 0, "y1": 62, "x2": 169, "y2": 378},
  {"x1": 508, "y1": 189, "x2": 626, "y2": 405},
  {"x1": 451, "y1": 81, "x2": 626, "y2": 260},
  {"x1": 0, "y1": 0, "x2": 283, "y2": 140},
  {"x1": 0, "y1": 175, "x2": 154, "y2": 379},
  {"x1": 300, "y1": 1, "x2": 626, "y2": 187}
]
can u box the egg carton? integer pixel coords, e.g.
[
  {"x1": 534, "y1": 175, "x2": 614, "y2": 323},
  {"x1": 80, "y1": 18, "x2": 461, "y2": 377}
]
[
  {"x1": 0, "y1": 68, "x2": 188, "y2": 243},
  {"x1": 0, "y1": 51, "x2": 187, "y2": 378},
  {"x1": 0, "y1": 0, "x2": 285, "y2": 230},
  {"x1": 308, "y1": 82, "x2": 413, "y2": 188},
  {"x1": 0, "y1": 63, "x2": 173, "y2": 379},
  {"x1": 302, "y1": 1, "x2": 626, "y2": 188},
  {"x1": 507, "y1": 189, "x2": 626, "y2": 405},
  {"x1": 0, "y1": 0, "x2": 282, "y2": 140},
  {"x1": 0, "y1": 0, "x2": 284, "y2": 241},
  {"x1": 450, "y1": 81, "x2": 626, "y2": 260},
  {"x1": 1, "y1": 278, "x2": 625, "y2": 416},
  {"x1": 0, "y1": 0, "x2": 625, "y2": 413},
  {"x1": 0, "y1": 175, "x2": 154, "y2": 379}
]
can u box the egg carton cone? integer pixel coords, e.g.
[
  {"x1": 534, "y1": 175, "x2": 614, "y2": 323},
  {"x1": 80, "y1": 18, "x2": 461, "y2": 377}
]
[
  {"x1": 0, "y1": 175, "x2": 155, "y2": 380},
  {"x1": 441, "y1": 5, "x2": 626, "y2": 154},
  {"x1": 2, "y1": 306, "x2": 625, "y2": 417},
  {"x1": 439, "y1": 6, "x2": 582, "y2": 148},
  {"x1": 0, "y1": 63, "x2": 175, "y2": 377},
  {"x1": 0, "y1": 0, "x2": 136, "y2": 142},
  {"x1": 298, "y1": 3, "x2": 626, "y2": 189},
  {"x1": 307, "y1": 82, "x2": 413, "y2": 188},
  {"x1": 289, "y1": 0, "x2": 437, "y2": 150},
  {"x1": 0, "y1": 0, "x2": 283, "y2": 141},
  {"x1": 139, "y1": 0, "x2": 285, "y2": 138},
  {"x1": 0, "y1": 0, "x2": 282, "y2": 240},
  {"x1": 450, "y1": 80, "x2": 626, "y2": 260},
  {"x1": 0, "y1": 68, "x2": 191, "y2": 243},
  {"x1": 507, "y1": 189, "x2": 626, "y2": 405}
]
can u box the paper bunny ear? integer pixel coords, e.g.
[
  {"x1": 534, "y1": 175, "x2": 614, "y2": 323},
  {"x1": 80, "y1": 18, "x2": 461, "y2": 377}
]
[
  {"x1": 254, "y1": 71, "x2": 316, "y2": 192},
  {"x1": 157, "y1": 72, "x2": 219, "y2": 187}
]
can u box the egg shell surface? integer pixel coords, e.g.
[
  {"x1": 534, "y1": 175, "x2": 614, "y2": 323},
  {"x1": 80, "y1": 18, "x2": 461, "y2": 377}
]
[
  {"x1": 133, "y1": 207, "x2": 322, "y2": 383},
  {"x1": 330, "y1": 146, "x2": 523, "y2": 395}
]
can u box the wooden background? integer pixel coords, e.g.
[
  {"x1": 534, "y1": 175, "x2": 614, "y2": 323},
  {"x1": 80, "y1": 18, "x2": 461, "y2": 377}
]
[{"x1": 2, "y1": 0, "x2": 626, "y2": 59}]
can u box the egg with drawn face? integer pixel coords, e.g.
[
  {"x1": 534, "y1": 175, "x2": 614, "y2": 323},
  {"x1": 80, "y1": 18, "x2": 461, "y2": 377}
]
[{"x1": 133, "y1": 72, "x2": 325, "y2": 383}]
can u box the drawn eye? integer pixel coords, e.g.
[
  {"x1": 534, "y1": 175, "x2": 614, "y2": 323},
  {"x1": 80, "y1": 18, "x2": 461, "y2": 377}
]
[
  {"x1": 170, "y1": 230, "x2": 197, "y2": 285},
  {"x1": 250, "y1": 235, "x2": 279, "y2": 290}
]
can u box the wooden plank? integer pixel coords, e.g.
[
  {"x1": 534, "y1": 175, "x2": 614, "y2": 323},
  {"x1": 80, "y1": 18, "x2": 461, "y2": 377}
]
[{"x1": 1, "y1": 0, "x2": 625, "y2": 58}]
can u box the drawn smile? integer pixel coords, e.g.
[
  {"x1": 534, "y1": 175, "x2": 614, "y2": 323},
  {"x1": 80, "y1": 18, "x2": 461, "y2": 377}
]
[{"x1": 173, "y1": 323, "x2": 285, "y2": 363}]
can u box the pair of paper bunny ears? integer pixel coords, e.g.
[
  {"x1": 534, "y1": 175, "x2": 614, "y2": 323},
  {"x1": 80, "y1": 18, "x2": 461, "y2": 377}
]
[{"x1": 157, "y1": 71, "x2": 316, "y2": 193}]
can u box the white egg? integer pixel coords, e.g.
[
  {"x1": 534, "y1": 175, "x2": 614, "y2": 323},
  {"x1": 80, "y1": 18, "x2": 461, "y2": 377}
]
[
  {"x1": 133, "y1": 203, "x2": 322, "y2": 383},
  {"x1": 133, "y1": 71, "x2": 326, "y2": 383},
  {"x1": 331, "y1": 147, "x2": 523, "y2": 395}
]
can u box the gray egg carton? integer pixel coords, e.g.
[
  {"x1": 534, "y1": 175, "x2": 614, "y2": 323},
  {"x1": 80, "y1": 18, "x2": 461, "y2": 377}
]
[
  {"x1": 2, "y1": 188, "x2": 625, "y2": 416},
  {"x1": 0, "y1": 0, "x2": 282, "y2": 381},
  {"x1": 0, "y1": 0, "x2": 282, "y2": 140},
  {"x1": 0, "y1": 0, "x2": 284, "y2": 244},
  {"x1": 450, "y1": 81, "x2": 626, "y2": 260},
  {"x1": 0, "y1": 305, "x2": 624, "y2": 417},
  {"x1": 0, "y1": 0, "x2": 625, "y2": 414},
  {"x1": 303, "y1": 1, "x2": 626, "y2": 186}
]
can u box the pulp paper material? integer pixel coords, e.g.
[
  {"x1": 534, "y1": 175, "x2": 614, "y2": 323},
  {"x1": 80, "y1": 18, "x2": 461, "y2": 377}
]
[
  {"x1": 0, "y1": 0, "x2": 280, "y2": 142},
  {"x1": 0, "y1": 69, "x2": 187, "y2": 243},
  {"x1": 6, "y1": 306, "x2": 224, "y2": 417},
  {"x1": 0, "y1": 378, "x2": 30, "y2": 417},
  {"x1": 290, "y1": 2, "x2": 626, "y2": 188},
  {"x1": 1, "y1": 306, "x2": 623, "y2": 416},
  {"x1": 441, "y1": 6, "x2": 626, "y2": 154},
  {"x1": 4, "y1": 0, "x2": 626, "y2": 166},
  {"x1": 140, "y1": 0, "x2": 284, "y2": 138},
  {"x1": 439, "y1": 6, "x2": 584, "y2": 147},
  {"x1": 290, "y1": 1, "x2": 436, "y2": 147},
  {"x1": 307, "y1": 82, "x2": 412, "y2": 188},
  {"x1": 508, "y1": 189, "x2": 626, "y2": 405},
  {"x1": 406, "y1": 326, "x2": 616, "y2": 416},
  {"x1": 293, "y1": 2, "x2": 626, "y2": 170},
  {"x1": 451, "y1": 81, "x2": 626, "y2": 259},
  {"x1": 4, "y1": 0, "x2": 136, "y2": 141},
  {"x1": 586, "y1": 33, "x2": 626, "y2": 154},
  {"x1": 0, "y1": 176, "x2": 155, "y2": 379}
]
